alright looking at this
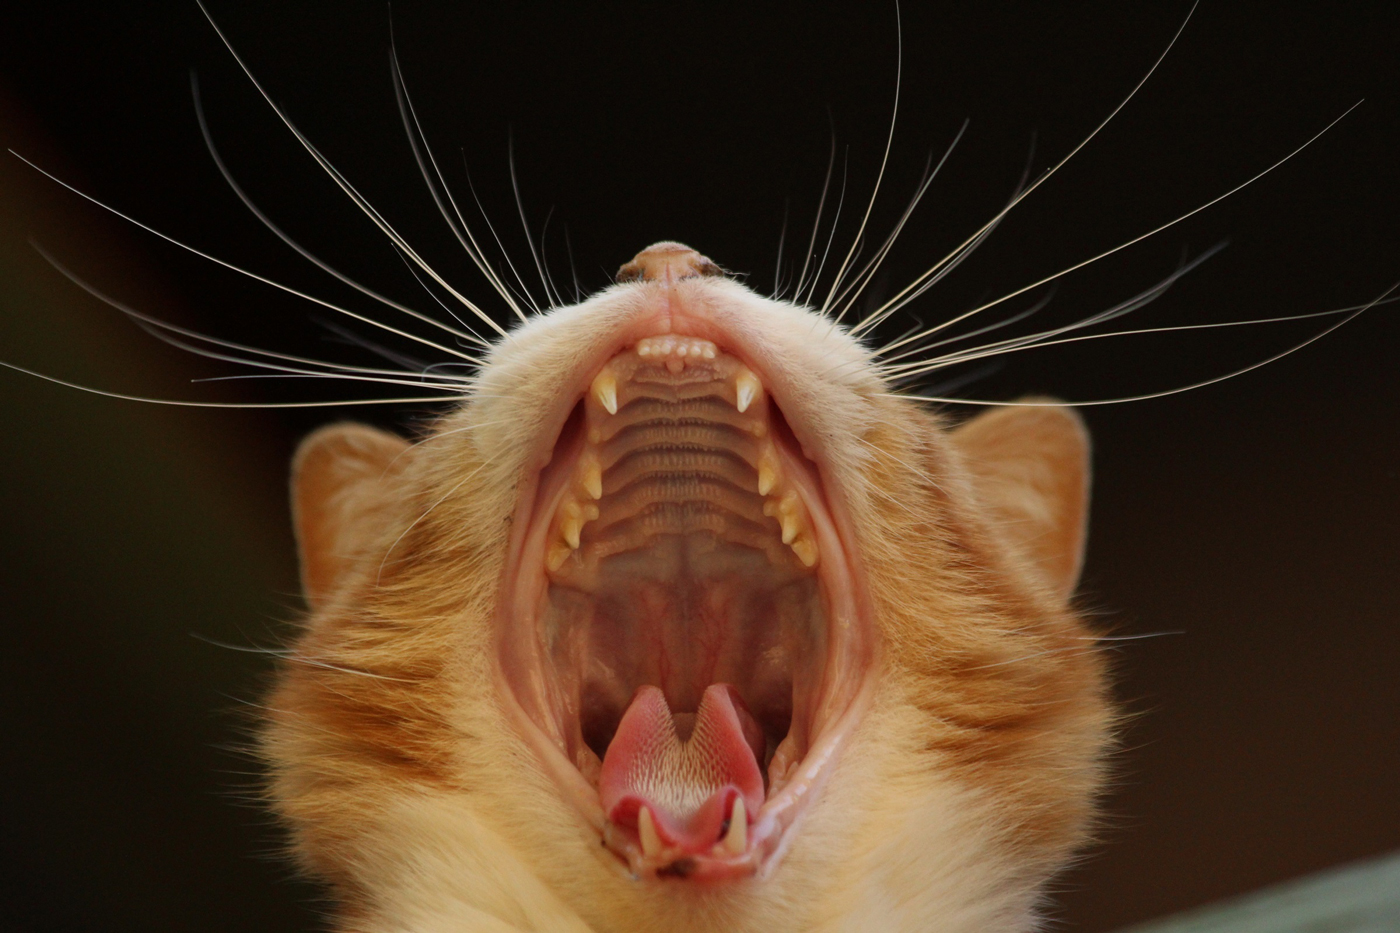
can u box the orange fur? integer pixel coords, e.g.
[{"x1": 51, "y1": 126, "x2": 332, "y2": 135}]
[{"x1": 267, "y1": 264, "x2": 1112, "y2": 931}]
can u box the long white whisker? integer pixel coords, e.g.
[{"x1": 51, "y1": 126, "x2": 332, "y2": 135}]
[
  {"x1": 0, "y1": 361, "x2": 465, "y2": 409},
  {"x1": 33, "y1": 241, "x2": 463, "y2": 381},
  {"x1": 191, "y1": 73, "x2": 489, "y2": 349},
  {"x1": 851, "y1": 137, "x2": 1039, "y2": 337},
  {"x1": 892, "y1": 300, "x2": 1380, "y2": 381},
  {"x1": 823, "y1": 0, "x2": 902, "y2": 317},
  {"x1": 508, "y1": 134, "x2": 557, "y2": 310},
  {"x1": 388, "y1": 48, "x2": 530, "y2": 322},
  {"x1": 876, "y1": 101, "x2": 1361, "y2": 359},
  {"x1": 862, "y1": 1, "x2": 1202, "y2": 331},
  {"x1": 831, "y1": 120, "x2": 968, "y2": 321},
  {"x1": 884, "y1": 242, "x2": 1226, "y2": 370},
  {"x1": 887, "y1": 281, "x2": 1397, "y2": 405},
  {"x1": 801, "y1": 152, "x2": 851, "y2": 308},
  {"x1": 194, "y1": 0, "x2": 510, "y2": 338},
  {"x1": 5, "y1": 166, "x2": 484, "y2": 364},
  {"x1": 792, "y1": 128, "x2": 836, "y2": 303}
]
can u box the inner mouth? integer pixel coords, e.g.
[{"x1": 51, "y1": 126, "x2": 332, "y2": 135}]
[{"x1": 501, "y1": 334, "x2": 865, "y2": 878}]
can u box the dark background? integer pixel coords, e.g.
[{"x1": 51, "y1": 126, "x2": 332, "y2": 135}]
[{"x1": 1, "y1": 2, "x2": 1396, "y2": 931}]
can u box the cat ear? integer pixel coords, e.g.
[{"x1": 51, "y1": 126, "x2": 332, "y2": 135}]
[
  {"x1": 952, "y1": 402, "x2": 1090, "y2": 602},
  {"x1": 291, "y1": 423, "x2": 411, "y2": 611}
]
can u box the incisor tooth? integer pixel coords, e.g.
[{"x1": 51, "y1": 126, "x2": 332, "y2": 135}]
[
  {"x1": 722, "y1": 798, "x2": 747, "y2": 855},
  {"x1": 592, "y1": 371, "x2": 618, "y2": 415},
  {"x1": 638, "y1": 806, "x2": 662, "y2": 858},
  {"x1": 735, "y1": 368, "x2": 760, "y2": 413}
]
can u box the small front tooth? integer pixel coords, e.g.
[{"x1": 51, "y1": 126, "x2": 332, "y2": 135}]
[
  {"x1": 722, "y1": 798, "x2": 747, "y2": 855},
  {"x1": 735, "y1": 368, "x2": 760, "y2": 413},
  {"x1": 638, "y1": 806, "x2": 662, "y2": 858},
  {"x1": 791, "y1": 535, "x2": 819, "y2": 567},
  {"x1": 592, "y1": 371, "x2": 618, "y2": 415},
  {"x1": 581, "y1": 456, "x2": 603, "y2": 500}
]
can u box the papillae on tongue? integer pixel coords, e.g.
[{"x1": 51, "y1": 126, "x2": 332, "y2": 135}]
[{"x1": 599, "y1": 684, "x2": 765, "y2": 854}]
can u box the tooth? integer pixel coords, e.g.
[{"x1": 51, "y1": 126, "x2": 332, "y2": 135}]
[
  {"x1": 592, "y1": 371, "x2": 618, "y2": 415},
  {"x1": 757, "y1": 451, "x2": 778, "y2": 496},
  {"x1": 702, "y1": 344, "x2": 717, "y2": 360},
  {"x1": 735, "y1": 368, "x2": 760, "y2": 413},
  {"x1": 638, "y1": 806, "x2": 662, "y2": 858},
  {"x1": 722, "y1": 798, "x2": 747, "y2": 855},
  {"x1": 791, "y1": 535, "x2": 819, "y2": 567},
  {"x1": 546, "y1": 541, "x2": 572, "y2": 572},
  {"x1": 581, "y1": 456, "x2": 603, "y2": 500},
  {"x1": 561, "y1": 507, "x2": 583, "y2": 549},
  {"x1": 777, "y1": 492, "x2": 801, "y2": 544}
]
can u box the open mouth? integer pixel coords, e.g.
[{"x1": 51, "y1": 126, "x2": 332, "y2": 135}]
[{"x1": 498, "y1": 331, "x2": 871, "y2": 880}]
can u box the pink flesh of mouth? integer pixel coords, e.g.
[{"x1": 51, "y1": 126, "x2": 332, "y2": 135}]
[{"x1": 499, "y1": 331, "x2": 872, "y2": 877}]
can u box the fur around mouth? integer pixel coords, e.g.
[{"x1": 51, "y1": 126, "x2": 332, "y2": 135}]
[{"x1": 498, "y1": 329, "x2": 873, "y2": 880}]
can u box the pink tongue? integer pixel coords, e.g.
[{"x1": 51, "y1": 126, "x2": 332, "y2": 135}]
[{"x1": 599, "y1": 684, "x2": 765, "y2": 853}]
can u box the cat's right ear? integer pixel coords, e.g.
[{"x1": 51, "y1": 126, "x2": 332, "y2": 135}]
[{"x1": 291, "y1": 423, "x2": 411, "y2": 611}]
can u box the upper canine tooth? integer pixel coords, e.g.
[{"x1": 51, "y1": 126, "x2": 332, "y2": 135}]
[
  {"x1": 592, "y1": 371, "x2": 618, "y2": 415},
  {"x1": 722, "y1": 797, "x2": 747, "y2": 855},
  {"x1": 638, "y1": 806, "x2": 662, "y2": 858},
  {"x1": 735, "y1": 368, "x2": 761, "y2": 413}
]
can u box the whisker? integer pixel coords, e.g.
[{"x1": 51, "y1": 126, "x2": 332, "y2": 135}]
[
  {"x1": 884, "y1": 280, "x2": 1397, "y2": 405},
  {"x1": 876, "y1": 101, "x2": 1361, "y2": 357},
  {"x1": 194, "y1": 0, "x2": 510, "y2": 338},
  {"x1": 830, "y1": 120, "x2": 968, "y2": 322},
  {"x1": 32, "y1": 240, "x2": 461, "y2": 381},
  {"x1": 858, "y1": 2, "x2": 1202, "y2": 334},
  {"x1": 802, "y1": 151, "x2": 851, "y2": 308},
  {"x1": 0, "y1": 360, "x2": 466, "y2": 409},
  {"x1": 822, "y1": 0, "x2": 902, "y2": 317},
  {"x1": 191, "y1": 73, "x2": 489, "y2": 349},
  {"x1": 11, "y1": 151, "x2": 484, "y2": 365},
  {"x1": 884, "y1": 242, "x2": 1226, "y2": 372},
  {"x1": 792, "y1": 124, "x2": 836, "y2": 304},
  {"x1": 508, "y1": 133, "x2": 559, "y2": 310},
  {"x1": 387, "y1": 46, "x2": 529, "y2": 322}
]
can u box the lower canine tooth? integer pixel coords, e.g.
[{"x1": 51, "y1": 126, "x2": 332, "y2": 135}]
[
  {"x1": 722, "y1": 798, "x2": 747, "y2": 855},
  {"x1": 638, "y1": 806, "x2": 662, "y2": 857}
]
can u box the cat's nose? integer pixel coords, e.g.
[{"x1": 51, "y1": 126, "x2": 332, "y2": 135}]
[{"x1": 617, "y1": 241, "x2": 724, "y2": 284}]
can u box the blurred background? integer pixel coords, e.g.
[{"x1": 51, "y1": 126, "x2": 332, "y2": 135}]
[{"x1": 0, "y1": 2, "x2": 1396, "y2": 930}]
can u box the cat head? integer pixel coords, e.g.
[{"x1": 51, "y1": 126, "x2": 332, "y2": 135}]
[{"x1": 269, "y1": 242, "x2": 1110, "y2": 932}]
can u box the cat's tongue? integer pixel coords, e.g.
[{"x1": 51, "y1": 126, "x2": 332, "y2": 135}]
[{"x1": 599, "y1": 684, "x2": 765, "y2": 854}]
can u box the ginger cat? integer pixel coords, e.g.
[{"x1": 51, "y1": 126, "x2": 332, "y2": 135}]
[{"x1": 269, "y1": 242, "x2": 1111, "y2": 932}]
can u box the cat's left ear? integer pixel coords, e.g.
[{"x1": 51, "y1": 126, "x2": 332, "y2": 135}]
[
  {"x1": 952, "y1": 402, "x2": 1091, "y2": 602},
  {"x1": 291, "y1": 423, "x2": 411, "y2": 611}
]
